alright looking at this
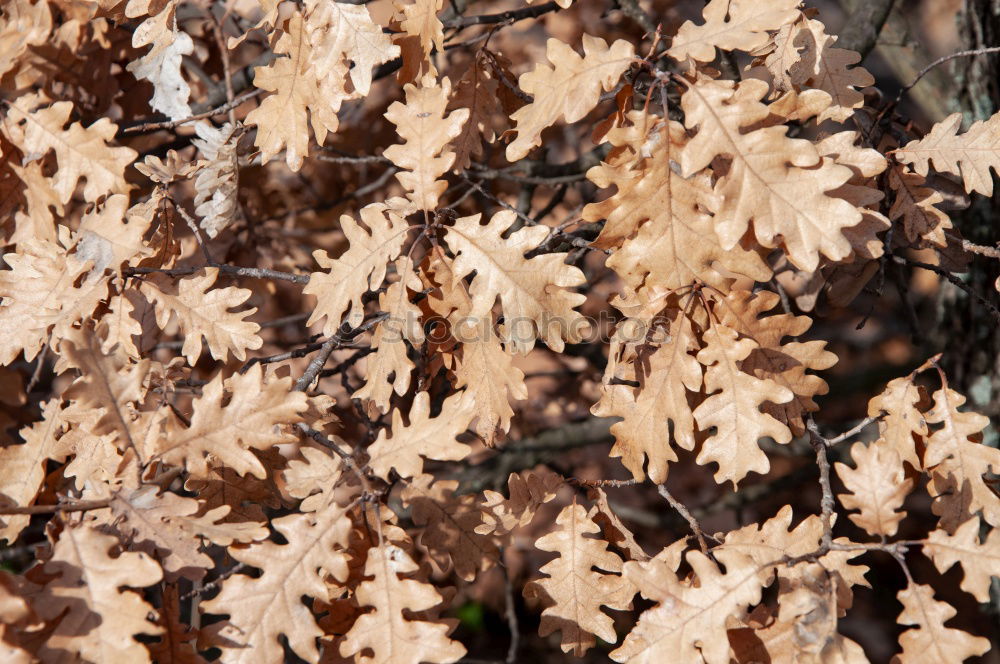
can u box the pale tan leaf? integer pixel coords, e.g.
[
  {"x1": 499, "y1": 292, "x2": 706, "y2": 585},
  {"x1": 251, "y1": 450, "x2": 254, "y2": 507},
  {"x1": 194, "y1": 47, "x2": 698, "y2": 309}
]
[
  {"x1": 524, "y1": 502, "x2": 634, "y2": 655},
  {"x1": 714, "y1": 289, "x2": 837, "y2": 437},
  {"x1": 140, "y1": 267, "x2": 263, "y2": 365},
  {"x1": 506, "y1": 34, "x2": 635, "y2": 161},
  {"x1": 867, "y1": 376, "x2": 929, "y2": 471},
  {"x1": 894, "y1": 583, "x2": 989, "y2": 663},
  {"x1": 923, "y1": 517, "x2": 1000, "y2": 603},
  {"x1": 203, "y1": 501, "x2": 352, "y2": 664},
  {"x1": 159, "y1": 364, "x2": 308, "y2": 478},
  {"x1": 585, "y1": 115, "x2": 772, "y2": 292},
  {"x1": 32, "y1": 524, "x2": 163, "y2": 663},
  {"x1": 384, "y1": 76, "x2": 468, "y2": 211},
  {"x1": 835, "y1": 440, "x2": 912, "y2": 537},
  {"x1": 282, "y1": 445, "x2": 346, "y2": 512},
  {"x1": 74, "y1": 194, "x2": 154, "y2": 276},
  {"x1": 593, "y1": 312, "x2": 702, "y2": 484},
  {"x1": 0, "y1": 237, "x2": 108, "y2": 365},
  {"x1": 785, "y1": 18, "x2": 874, "y2": 122},
  {"x1": 0, "y1": 400, "x2": 71, "y2": 542},
  {"x1": 611, "y1": 547, "x2": 765, "y2": 664},
  {"x1": 3, "y1": 97, "x2": 135, "y2": 203},
  {"x1": 922, "y1": 386, "x2": 1000, "y2": 529},
  {"x1": 245, "y1": 13, "x2": 336, "y2": 171},
  {"x1": 680, "y1": 78, "x2": 863, "y2": 271},
  {"x1": 444, "y1": 210, "x2": 588, "y2": 354},
  {"x1": 303, "y1": 203, "x2": 410, "y2": 336},
  {"x1": 476, "y1": 469, "x2": 563, "y2": 537},
  {"x1": 354, "y1": 261, "x2": 425, "y2": 412},
  {"x1": 110, "y1": 486, "x2": 268, "y2": 580},
  {"x1": 366, "y1": 391, "x2": 474, "y2": 480},
  {"x1": 693, "y1": 322, "x2": 794, "y2": 486},
  {"x1": 666, "y1": 0, "x2": 801, "y2": 63},
  {"x1": 339, "y1": 543, "x2": 466, "y2": 664},
  {"x1": 395, "y1": 0, "x2": 443, "y2": 60},
  {"x1": 896, "y1": 111, "x2": 1000, "y2": 196}
]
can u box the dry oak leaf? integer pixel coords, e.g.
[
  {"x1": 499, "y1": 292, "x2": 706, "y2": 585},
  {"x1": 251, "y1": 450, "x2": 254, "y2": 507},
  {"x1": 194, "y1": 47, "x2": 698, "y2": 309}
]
[
  {"x1": 244, "y1": 0, "x2": 396, "y2": 170},
  {"x1": 282, "y1": 445, "x2": 346, "y2": 512},
  {"x1": 306, "y1": 0, "x2": 399, "y2": 101},
  {"x1": 894, "y1": 583, "x2": 989, "y2": 663},
  {"x1": 887, "y1": 166, "x2": 952, "y2": 247},
  {"x1": 444, "y1": 210, "x2": 588, "y2": 354},
  {"x1": 505, "y1": 34, "x2": 635, "y2": 161},
  {"x1": 60, "y1": 326, "x2": 152, "y2": 460},
  {"x1": 729, "y1": 602, "x2": 869, "y2": 664},
  {"x1": 74, "y1": 194, "x2": 155, "y2": 276},
  {"x1": 592, "y1": 312, "x2": 702, "y2": 484},
  {"x1": 366, "y1": 391, "x2": 474, "y2": 480},
  {"x1": 110, "y1": 485, "x2": 268, "y2": 580},
  {"x1": 2, "y1": 97, "x2": 136, "y2": 204},
  {"x1": 525, "y1": 502, "x2": 635, "y2": 656},
  {"x1": 244, "y1": 12, "x2": 333, "y2": 171},
  {"x1": 339, "y1": 543, "x2": 466, "y2": 664},
  {"x1": 354, "y1": 260, "x2": 425, "y2": 413},
  {"x1": 693, "y1": 322, "x2": 794, "y2": 486},
  {"x1": 146, "y1": 582, "x2": 203, "y2": 664},
  {"x1": 304, "y1": 203, "x2": 410, "y2": 336},
  {"x1": 448, "y1": 52, "x2": 501, "y2": 170},
  {"x1": 680, "y1": 77, "x2": 862, "y2": 271},
  {"x1": 31, "y1": 524, "x2": 163, "y2": 663},
  {"x1": 923, "y1": 517, "x2": 1000, "y2": 603},
  {"x1": 720, "y1": 505, "x2": 870, "y2": 593},
  {"x1": 384, "y1": 76, "x2": 468, "y2": 212},
  {"x1": 0, "y1": 400, "x2": 71, "y2": 543},
  {"x1": 451, "y1": 316, "x2": 527, "y2": 445},
  {"x1": 426, "y1": 252, "x2": 527, "y2": 445},
  {"x1": 611, "y1": 546, "x2": 765, "y2": 664},
  {"x1": 0, "y1": 0, "x2": 52, "y2": 79},
  {"x1": 476, "y1": 469, "x2": 563, "y2": 537},
  {"x1": 713, "y1": 288, "x2": 837, "y2": 436},
  {"x1": 395, "y1": 0, "x2": 443, "y2": 61},
  {"x1": 192, "y1": 122, "x2": 239, "y2": 239},
  {"x1": 784, "y1": 18, "x2": 874, "y2": 123},
  {"x1": 835, "y1": 440, "x2": 912, "y2": 537},
  {"x1": 666, "y1": 0, "x2": 801, "y2": 63},
  {"x1": 922, "y1": 386, "x2": 1000, "y2": 530},
  {"x1": 401, "y1": 474, "x2": 499, "y2": 581},
  {"x1": 159, "y1": 364, "x2": 308, "y2": 478},
  {"x1": 126, "y1": 12, "x2": 193, "y2": 121},
  {"x1": 0, "y1": 236, "x2": 109, "y2": 365},
  {"x1": 585, "y1": 115, "x2": 772, "y2": 292},
  {"x1": 140, "y1": 267, "x2": 263, "y2": 365},
  {"x1": 867, "y1": 376, "x2": 929, "y2": 471},
  {"x1": 202, "y1": 500, "x2": 352, "y2": 664},
  {"x1": 588, "y1": 486, "x2": 649, "y2": 562},
  {"x1": 895, "y1": 110, "x2": 1000, "y2": 196}
]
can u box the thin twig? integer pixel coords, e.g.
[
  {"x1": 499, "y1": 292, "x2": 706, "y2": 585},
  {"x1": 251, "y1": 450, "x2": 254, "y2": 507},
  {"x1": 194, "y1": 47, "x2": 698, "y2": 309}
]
[
  {"x1": 0, "y1": 499, "x2": 111, "y2": 515},
  {"x1": 443, "y1": 1, "x2": 561, "y2": 28},
  {"x1": 894, "y1": 46, "x2": 1000, "y2": 105},
  {"x1": 502, "y1": 554, "x2": 520, "y2": 664},
  {"x1": 893, "y1": 254, "x2": 1000, "y2": 323},
  {"x1": 125, "y1": 263, "x2": 310, "y2": 284},
  {"x1": 122, "y1": 89, "x2": 263, "y2": 134},
  {"x1": 805, "y1": 417, "x2": 835, "y2": 549},
  {"x1": 825, "y1": 415, "x2": 883, "y2": 446},
  {"x1": 657, "y1": 485, "x2": 709, "y2": 553}
]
